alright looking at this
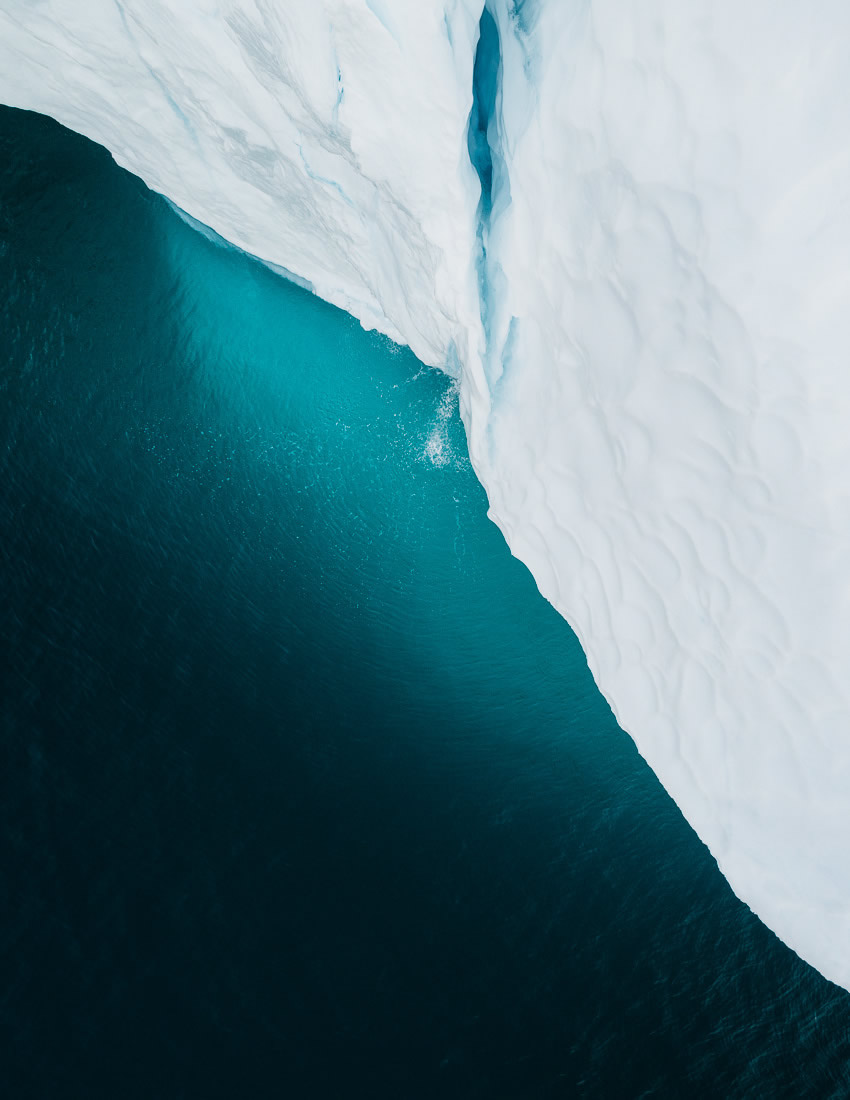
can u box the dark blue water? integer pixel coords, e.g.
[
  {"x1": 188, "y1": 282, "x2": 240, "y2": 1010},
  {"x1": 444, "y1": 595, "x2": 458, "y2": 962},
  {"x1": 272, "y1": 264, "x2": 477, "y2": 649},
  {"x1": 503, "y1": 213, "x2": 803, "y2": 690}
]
[{"x1": 2, "y1": 107, "x2": 849, "y2": 1099}]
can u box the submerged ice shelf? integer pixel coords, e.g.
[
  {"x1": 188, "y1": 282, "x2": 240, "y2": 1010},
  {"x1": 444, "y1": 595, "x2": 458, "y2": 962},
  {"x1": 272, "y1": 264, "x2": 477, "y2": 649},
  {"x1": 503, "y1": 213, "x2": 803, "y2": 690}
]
[{"x1": 3, "y1": 0, "x2": 850, "y2": 990}]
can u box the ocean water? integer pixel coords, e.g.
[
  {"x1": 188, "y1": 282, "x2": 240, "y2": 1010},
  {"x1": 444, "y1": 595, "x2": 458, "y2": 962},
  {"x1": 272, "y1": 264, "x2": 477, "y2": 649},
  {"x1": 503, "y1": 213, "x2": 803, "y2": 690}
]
[{"x1": 2, "y1": 105, "x2": 850, "y2": 1099}]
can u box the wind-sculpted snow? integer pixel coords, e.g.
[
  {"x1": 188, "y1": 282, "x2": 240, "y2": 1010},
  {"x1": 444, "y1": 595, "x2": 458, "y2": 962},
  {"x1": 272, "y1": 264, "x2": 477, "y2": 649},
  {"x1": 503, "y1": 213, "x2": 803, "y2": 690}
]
[
  {"x1": 4, "y1": 1, "x2": 850, "y2": 989},
  {"x1": 478, "y1": 0, "x2": 850, "y2": 990}
]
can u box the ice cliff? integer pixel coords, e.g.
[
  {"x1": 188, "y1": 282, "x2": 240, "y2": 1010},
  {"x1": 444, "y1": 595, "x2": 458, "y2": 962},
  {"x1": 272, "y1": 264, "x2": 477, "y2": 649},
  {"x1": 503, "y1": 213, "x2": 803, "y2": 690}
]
[{"x1": 4, "y1": 0, "x2": 850, "y2": 990}]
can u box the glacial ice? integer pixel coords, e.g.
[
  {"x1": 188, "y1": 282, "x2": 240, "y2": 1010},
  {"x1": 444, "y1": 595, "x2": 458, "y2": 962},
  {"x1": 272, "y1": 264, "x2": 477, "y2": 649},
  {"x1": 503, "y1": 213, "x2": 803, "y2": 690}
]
[{"x1": 3, "y1": 1, "x2": 850, "y2": 990}]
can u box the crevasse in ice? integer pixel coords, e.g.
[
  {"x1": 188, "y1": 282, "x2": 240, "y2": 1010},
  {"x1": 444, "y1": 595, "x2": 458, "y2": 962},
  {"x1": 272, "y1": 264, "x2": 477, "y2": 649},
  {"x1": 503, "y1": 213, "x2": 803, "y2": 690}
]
[{"x1": 3, "y1": 0, "x2": 850, "y2": 990}]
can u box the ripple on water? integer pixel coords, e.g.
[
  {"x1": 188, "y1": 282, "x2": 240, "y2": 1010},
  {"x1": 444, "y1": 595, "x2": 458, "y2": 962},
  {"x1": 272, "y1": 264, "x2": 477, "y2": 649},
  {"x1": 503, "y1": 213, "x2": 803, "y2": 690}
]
[{"x1": 1, "y1": 105, "x2": 849, "y2": 1100}]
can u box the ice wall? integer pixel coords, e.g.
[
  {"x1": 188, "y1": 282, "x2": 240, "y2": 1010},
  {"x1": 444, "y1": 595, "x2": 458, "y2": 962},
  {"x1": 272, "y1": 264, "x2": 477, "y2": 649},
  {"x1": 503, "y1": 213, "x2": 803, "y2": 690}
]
[
  {"x1": 478, "y1": 0, "x2": 850, "y2": 990},
  {"x1": 4, "y1": 1, "x2": 850, "y2": 990},
  {"x1": 0, "y1": 0, "x2": 487, "y2": 403}
]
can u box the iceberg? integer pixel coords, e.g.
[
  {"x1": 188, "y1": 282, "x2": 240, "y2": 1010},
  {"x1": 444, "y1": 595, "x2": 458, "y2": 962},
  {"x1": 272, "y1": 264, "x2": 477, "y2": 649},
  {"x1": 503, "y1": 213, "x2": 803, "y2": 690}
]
[{"x1": 3, "y1": 0, "x2": 850, "y2": 990}]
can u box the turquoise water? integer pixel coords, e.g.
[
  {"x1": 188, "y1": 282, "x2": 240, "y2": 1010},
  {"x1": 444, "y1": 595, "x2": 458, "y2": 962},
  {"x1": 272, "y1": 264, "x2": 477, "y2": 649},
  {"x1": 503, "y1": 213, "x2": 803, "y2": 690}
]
[{"x1": 2, "y1": 107, "x2": 850, "y2": 1098}]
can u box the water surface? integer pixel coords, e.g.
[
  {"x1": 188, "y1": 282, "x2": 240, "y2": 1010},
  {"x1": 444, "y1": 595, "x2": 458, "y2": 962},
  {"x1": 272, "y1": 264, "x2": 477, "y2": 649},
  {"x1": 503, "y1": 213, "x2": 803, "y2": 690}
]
[{"x1": 2, "y1": 106, "x2": 849, "y2": 1099}]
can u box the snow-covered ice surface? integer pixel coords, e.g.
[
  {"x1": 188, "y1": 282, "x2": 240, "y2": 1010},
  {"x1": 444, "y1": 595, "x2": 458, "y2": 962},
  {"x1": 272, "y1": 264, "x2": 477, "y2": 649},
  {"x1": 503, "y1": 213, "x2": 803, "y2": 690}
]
[
  {"x1": 4, "y1": 0, "x2": 850, "y2": 989},
  {"x1": 0, "y1": 0, "x2": 487, "y2": 392},
  {"x1": 479, "y1": 0, "x2": 850, "y2": 991}
]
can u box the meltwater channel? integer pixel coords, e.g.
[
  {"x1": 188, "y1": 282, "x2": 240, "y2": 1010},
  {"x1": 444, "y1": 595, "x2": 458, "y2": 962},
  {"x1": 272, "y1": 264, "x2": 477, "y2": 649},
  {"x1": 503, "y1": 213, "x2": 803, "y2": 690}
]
[{"x1": 2, "y1": 107, "x2": 850, "y2": 1099}]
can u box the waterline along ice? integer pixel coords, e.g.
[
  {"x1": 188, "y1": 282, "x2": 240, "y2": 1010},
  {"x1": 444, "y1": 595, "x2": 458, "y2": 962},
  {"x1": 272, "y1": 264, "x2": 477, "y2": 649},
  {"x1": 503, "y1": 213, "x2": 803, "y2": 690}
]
[{"x1": 3, "y1": 1, "x2": 850, "y2": 993}]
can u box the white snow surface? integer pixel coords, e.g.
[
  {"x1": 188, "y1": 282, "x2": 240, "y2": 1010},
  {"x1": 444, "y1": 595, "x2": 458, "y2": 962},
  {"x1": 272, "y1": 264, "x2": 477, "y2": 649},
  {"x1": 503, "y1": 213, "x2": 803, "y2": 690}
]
[{"x1": 4, "y1": 0, "x2": 850, "y2": 989}]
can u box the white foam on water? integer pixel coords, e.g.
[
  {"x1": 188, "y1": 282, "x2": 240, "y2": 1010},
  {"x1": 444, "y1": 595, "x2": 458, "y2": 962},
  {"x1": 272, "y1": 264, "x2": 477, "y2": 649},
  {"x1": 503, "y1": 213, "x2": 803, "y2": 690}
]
[{"x1": 423, "y1": 382, "x2": 463, "y2": 469}]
